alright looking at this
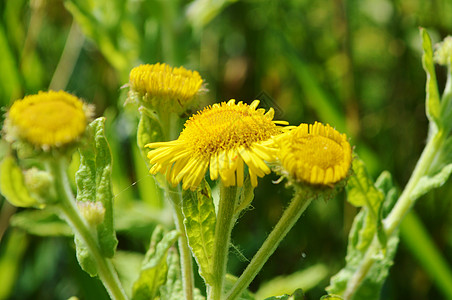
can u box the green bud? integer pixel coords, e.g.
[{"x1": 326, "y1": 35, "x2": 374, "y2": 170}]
[
  {"x1": 24, "y1": 167, "x2": 55, "y2": 204},
  {"x1": 434, "y1": 36, "x2": 452, "y2": 67},
  {"x1": 77, "y1": 201, "x2": 106, "y2": 226}
]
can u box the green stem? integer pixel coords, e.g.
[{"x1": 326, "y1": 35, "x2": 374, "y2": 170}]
[
  {"x1": 383, "y1": 129, "x2": 445, "y2": 236},
  {"x1": 343, "y1": 129, "x2": 446, "y2": 299},
  {"x1": 50, "y1": 157, "x2": 127, "y2": 300},
  {"x1": 226, "y1": 190, "x2": 314, "y2": 300},
  {"x1": 208, "y1": 185, "x2": 239, "y2": 300},
  {"x1": 168, "y1": 186, "x2": 195, "y2": 300}
]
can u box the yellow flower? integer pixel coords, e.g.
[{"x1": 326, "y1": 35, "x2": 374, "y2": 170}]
[
  {"x1": 146, "y1": 99, "x2": 287, "y2": 190},
  {"x1": 278, "y1": 122, "x2": 352, "y2": 186},
  {"x1": 128, "y1": 63, "x2": 203, "y2": 113},
  {"x1": 4, "y1": 90, "x2": 91, "y2": 150}
]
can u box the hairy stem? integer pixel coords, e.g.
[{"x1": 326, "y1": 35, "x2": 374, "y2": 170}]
[
  {"x1": 51, "y1": 157, "x2": 127, "y2": 300},
  {"x1": 208, "y1": 185, "x2": 238, "y2": 300},
  {"x1": 226, "y1": 190, "x2": 314, "y2": 300},
  {"x1": 168, "y1": 187, "x2": 195, "y2": 300}
]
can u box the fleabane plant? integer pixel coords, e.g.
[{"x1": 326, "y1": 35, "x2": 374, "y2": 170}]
[{"x1": 1, "y1": 29, "x2": 451, "y2": 300}]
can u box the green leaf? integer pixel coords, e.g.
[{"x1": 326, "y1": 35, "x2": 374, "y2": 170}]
[
  {"x1": 374, "y1": 171, "x2": 398, "y2": 217},
  {"x1": 159, "y1": 248, "x2": 206, "y2": 300},
  {"x1": 411, "y1": 163, "x2": 452, "y2": 201},
  {"x1": 327, "y1": 210, "x2": 399, "y2": 299},
  {"x1": 10, "y1": 209, "x2": 72, "y2": 236},
  {"x1": 113, "y1": 251, "x2": 144, "y2": 298},
  {"x1": 346, "y1": 159, "x2": 384, "y2": 210},
  {"x1": 159, "y1": 248, "x2": 184, "y2": 300},
  {"x1": 327, "y1": 161, "x2": 399, "y2": 299},
  {"x1": 0, "y1": 156, "x2": 40, "y2": 208},
  {"x1": 346, "y1": 159, "x2": 385, "y2": 249},
  {"x1": 420, "y1": 28, "x2": 441, "y2": 131},
  {"x1": 263, "y1": 289, "x2": 304, "y2": 300},
  {"x1": 75, "y1": 235, "x2": 98, "y2": 276},
  {"x1": 132, "y1": 226, "x2": 179, "y2": 300},
  {"x1": 76, "y1": 117, "x2": 118, "y2": 257},
  {"x1": 182, "y1": 179, "x2": 216, "y2": 285}
]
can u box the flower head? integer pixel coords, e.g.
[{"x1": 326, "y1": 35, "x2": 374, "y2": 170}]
[
  {"x1": 128, "y1": 63, "x2": 204, "y2": 113},
  {"x1": 146, "y1": 99, "x2": 287, "y2": 190},
  {"x1": 278, "y1": 122, "x2": 352, "y2": 186},
  {"x1": 4, "y1": 90, "x2": 91, "y2": 150}
]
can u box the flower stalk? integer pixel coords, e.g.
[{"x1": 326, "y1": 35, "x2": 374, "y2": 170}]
[
  {"x1": 209, "y1": 184, "x2": 239, "y2": 300},
  {"x1": 49, "y1": 156, "x2": 127, "y2": 300},
  {"x1": 226, "y1": 189, "x2": 314, "y2": 300},
  {"x1": 167, "y1": 186, "x2": 195, "y2": 300}
]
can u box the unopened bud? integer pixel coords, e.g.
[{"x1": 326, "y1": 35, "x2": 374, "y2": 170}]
[
  {"x1": 434, "y1": 36, "x2": 452, "y2": 67},
  {"x1": 77, "y1": 201, "x2": 105, "y2": 226},
  {"x1": 24, "y1": 167, "x2": 54, "y2": 204}
]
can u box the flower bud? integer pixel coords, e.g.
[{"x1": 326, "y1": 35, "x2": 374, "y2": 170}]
[{"x1": 77, "y1": 201, "x2": 106, "y2": 226}]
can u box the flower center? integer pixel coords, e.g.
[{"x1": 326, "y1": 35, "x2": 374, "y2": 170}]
[
  {"x1": 180, "y1": 102, "x2": 280, "y2": 156},
  {"x1": 291, "y1": 135, "x2": 344, "y2": 170},
  {"x1": 21, "y1": 101, "x2": 85, "y2": 132}
]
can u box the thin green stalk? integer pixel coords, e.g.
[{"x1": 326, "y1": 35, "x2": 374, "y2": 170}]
[
  {"x1": 226, "y1": 191, "x2": 314, "y2": 300},
  {"x1": 168, "y1": 186, "x2": 195, "y2": 300},
  {"x1": 209, "y1": 185, "x2": 239, "y2": 300},
  {"x1": 383, "y1": 129, "x2": 445, "y2": 236},
  {"x1": 50, "y1": 157, "x2": 127, "y2": 300}
]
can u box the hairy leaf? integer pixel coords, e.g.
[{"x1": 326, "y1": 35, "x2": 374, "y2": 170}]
[
  {"x1": 327, "y1": 164, "x2": 399, "y2": 299},
  {"x1": 421, "y1": 28, "x2": 441, "y2": 132},
  {"x1": 182, "y1": 179, "x2": 216, "y2": 285},
  {"x1": 76, "y1": 117, "x2": 118, "y2": 258},
  {"x1": 346, "y1": 159, "x2": 385, "y2": 249},
  {"x1": 74, "y1": 236, "x2": 98, "y2": 277},
  {"x1": 412, "y1": 163, "x2": 452, "y2": 201},
  {"x1": 132, "y1": 226, "x2": 179, "y2": 300},
  {"x1": 159, "y1": 248, "x2": 184, "y2": 300}
]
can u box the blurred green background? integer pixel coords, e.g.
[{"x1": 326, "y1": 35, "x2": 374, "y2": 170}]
[{"x1": 1, "y1": 0, "x2": 452, "y2": 299}]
